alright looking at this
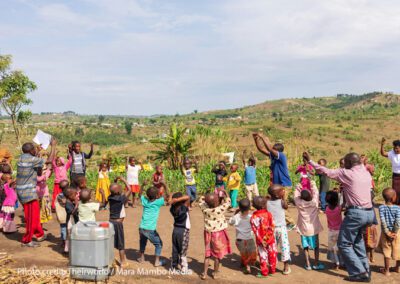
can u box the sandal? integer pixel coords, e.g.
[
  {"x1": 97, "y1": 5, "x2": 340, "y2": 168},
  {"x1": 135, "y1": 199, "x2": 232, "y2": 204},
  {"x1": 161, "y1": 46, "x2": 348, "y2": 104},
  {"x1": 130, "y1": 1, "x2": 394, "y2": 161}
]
[
  {"x1": 200, "y1": 273, "x2": 207, "y2": 280},
  {"x1": 312, "y1": 263, "x2": 325, "y2": 271},
  {"x1": 304, "y1": 265, "x2": 312, "y2": 271},
  {"x1": 154, "y1": 259, "x2": 166, "y2": 267},
  {"x1": 283, "y1": 267, "x2": 292, "y2": 275},
  {"x1": 256, "y1": 273, "x2": 268, "y2": 278}
]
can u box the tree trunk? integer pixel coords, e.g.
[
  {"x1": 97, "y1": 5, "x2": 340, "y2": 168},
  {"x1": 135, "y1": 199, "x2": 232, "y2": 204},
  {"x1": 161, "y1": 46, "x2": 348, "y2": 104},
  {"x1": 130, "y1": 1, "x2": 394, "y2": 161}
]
[{"x1": 10, "y1": 113, "x2": 21, "y2": 150}]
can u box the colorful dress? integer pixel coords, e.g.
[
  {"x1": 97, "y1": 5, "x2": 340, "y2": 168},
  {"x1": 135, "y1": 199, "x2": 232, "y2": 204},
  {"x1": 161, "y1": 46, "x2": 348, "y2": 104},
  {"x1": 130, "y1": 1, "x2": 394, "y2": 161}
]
[
  {"x1": 36, "y1": 169, "x2": 53, "y2": 223},
  {"x1": 250, "y1": 209, "x2": 277, "y2": 276},
  {"x1": 96, "y1": 170, "x2": 110, "y2": 202},
  {"x1": 297, "y1": 164, "x2": 314, "y2": 191},
  {"x1": 52, "y1": 157, "x2": 71, "y2": 210},
  {"x1": 0, "y1": 183, "x2": 17, "y2": 233}
]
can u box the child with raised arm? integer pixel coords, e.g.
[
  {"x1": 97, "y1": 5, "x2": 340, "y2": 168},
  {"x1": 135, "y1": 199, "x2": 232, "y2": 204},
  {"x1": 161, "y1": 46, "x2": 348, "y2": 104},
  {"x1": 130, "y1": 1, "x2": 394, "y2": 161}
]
[
  {"x1": 227, "y1": 163, "x2": 242, "y2": 209},
  {"x1": 169, "y1": 192, "x2": 191, "y2": 272},
  {"x1": 107, "y1": 177, "x2": 132, "y2": 268},
  {"x1": 212, "y1": 161, "x2": 227, "y2": 187},
  {"x1": 251, "y1": 196, "x2": 277, "y2": 278},
  {"x1": 199, "y1": 194, "x2": 231, "y2": 280},
  {"x1": 68, "y1": 141, "x2": 94, "y2": 188},
  {"x1": 325, "y1": 191, "x2": 342, "y2": 270},
  {"x1": 138, "y1": 182, "x2": 169, "y2": 267},
  {"x1": 295, "y1": 158, "x2": 314, "y2": 191},
  {"x1": 96, "y1": 161, "x2": 111, "y2": 205},
  {"x1": 242, "y1": 151, "x2": 259, "y2": 201},
  {"x1": 153, "y1": 165, "x2": 165, "y2": 189},
  {"x1": 126, "y1": 157, "x2": 143, "y2": 207},
  {"x1": 229, "y1": 198, "x2": 257, "y2": 274},
  {"x1": 181, "y1": 158, "x2": 198, "y2": 209},
  {"x1": 267, "y1": 185, "x2": 291, "y2": 275},
  {"x1": 36, "y1": 164, "x2": 52, "y2": 223},
  {"x1": 379, "y1": 188, "x2": 400, "y2": 276},
  {"x1": 52, "y1": 154, "x2": 71, "y2": 211},
  {"x1": 381, "y1": 138, "x2": 400, "y2": 205},
  {"x1": 78, "y1": 188, "x2": 105, "y2": 222},
  {"x1": 316, "y1": 159, "x2": 330, "y2": 212},
  {"x1": 294, "y1": 181, "x2": 324, "y2": 271}
]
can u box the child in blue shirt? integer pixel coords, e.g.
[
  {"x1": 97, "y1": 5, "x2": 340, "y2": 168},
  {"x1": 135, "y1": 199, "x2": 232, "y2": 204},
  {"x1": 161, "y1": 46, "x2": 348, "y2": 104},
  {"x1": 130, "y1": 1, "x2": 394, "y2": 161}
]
[
  {"x1": 138, "y1": 182, "x2": 169, "y2": 267},
  {"x1": 242, "y1": 151, "x2": 258, "y2": 201}
]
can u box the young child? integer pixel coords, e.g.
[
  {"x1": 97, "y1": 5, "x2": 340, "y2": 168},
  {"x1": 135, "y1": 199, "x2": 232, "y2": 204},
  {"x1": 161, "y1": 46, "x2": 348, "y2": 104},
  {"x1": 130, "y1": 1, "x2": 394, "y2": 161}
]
[
  {"x1": 267, "y1": 185, "x2": 291, "y2": 275},
  {"x1": 0, "y1": 164, "x2": 12, "y2": 229},
  {"x1": 242, "y1": 151, "x2": 259, "y2": 201},
  {"x1": 294, "y1": 181, "x2": 324, "y2": 271},
  {"x1": 153, "y1": 165, "x2": 165, "y2": 190},
  {"x1": 214, "y1": 175, "x2": 227, "y2": 204},
  {"x1": 68, "y1": 141, "x2": 94, "y2": 187},
  {"x1": 199, "y1": 194, "x2": 231, "y2": 280},
  {"x1": 96, "y1": 161, "x2": 111, "y2": 205},
  {"x1": 126, "y1": 157, "x2": 143, "y2": 207},
  {"x1": 316, "y1": 159, "x2": 330, "y2": 212},
  {"x1": 138, "y1": 184, "x2": 169, "y2": 266},
  {"x1": 379, "y1": 187, "x2": 400, "y2": 276},
  {"x1": 107, "y1": 177, "x2": 132, "y2": 268},
  {"x1": 52, "y1": 155, "x2": 71, "y2": 211},
  {"x1": 229, "y1": 198, "x2": 257, "y2": 274},
  {"x1": 227, "y1": 163, "x2": 242, "y2": 209},
  {"x1": 169, "y1": 192, "x2": 191, "y2": 272},
  {"x1": 212, "y1": 161, "x2": 228, "y2": 188},
  {"x1": 64, "y1": 187, "x2": 79, "y2": 253},
  {"x1": 295, "y1": 158, "x2": 314, "y2": 191},
  {"x1": 78, "y1": 188, "x2": 105, "y2": 222},
  {"x1": 0, "y1": 179, "x2": 17, "y2": 233},
  {"x1": 55, "y1": 180, "x2": 69, "y2": 248},
  {"x1": 181, "y1": 158, "x2": 198, "y2": 208},
  {"x1": 36, "y1": 165, "x2": 53, "y2": 223},
  {"x1": 325, "y1": 191, "x2": 342, "y2": 269}
]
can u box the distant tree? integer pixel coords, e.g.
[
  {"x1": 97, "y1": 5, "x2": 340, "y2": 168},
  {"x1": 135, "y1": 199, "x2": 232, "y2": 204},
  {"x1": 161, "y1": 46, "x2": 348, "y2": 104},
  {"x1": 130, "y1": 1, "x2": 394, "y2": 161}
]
[
  {"x1": 98, "y1": 115, "x2": 106, "y2": 124},
  {"x1": 75, "y1": 127, "x2": 84, "y2": 136},
  {"x1": 0, "y1": 55, "x2": 37, "y2": 148},
  {"x1": 193, "y1": 109, "x2": 198, "y2": 114},
  {"x1": 124, "y1": 120, "x2": 133, "y2": 135}
]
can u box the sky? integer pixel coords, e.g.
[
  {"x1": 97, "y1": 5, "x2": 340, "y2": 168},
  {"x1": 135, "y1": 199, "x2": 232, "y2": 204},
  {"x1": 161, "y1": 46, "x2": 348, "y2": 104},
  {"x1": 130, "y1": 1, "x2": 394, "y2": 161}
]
[{"x1": 1, "y1": 0, "x2": 400, "y2": 115}]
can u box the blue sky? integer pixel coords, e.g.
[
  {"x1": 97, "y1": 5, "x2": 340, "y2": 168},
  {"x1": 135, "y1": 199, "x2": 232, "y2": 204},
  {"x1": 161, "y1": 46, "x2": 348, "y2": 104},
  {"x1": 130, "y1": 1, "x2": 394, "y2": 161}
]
[{"x1": 1, "y1": 0, "x2": 400, "y2": 115}]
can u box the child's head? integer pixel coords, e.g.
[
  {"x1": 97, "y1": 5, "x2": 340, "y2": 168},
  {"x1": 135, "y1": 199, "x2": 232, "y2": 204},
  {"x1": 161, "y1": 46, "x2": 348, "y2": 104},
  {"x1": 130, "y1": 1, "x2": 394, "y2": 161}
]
[
  {"x1": 273, "y1": 143, "x2": 284, "y2": 153},
  {"x1": 129, "y1": 157, "x2": 136, "y2": 166},
  {"x1": 100, "y1": 162, "x2": 108, "y2": 172},
  {"x1": 76, "y1": 176, "x2": 87, "y2": 189},
  {"x1": 325, "y1": 191, "x2": 339, "y2": 207},
  {"x1": 22, "y1": 142, "x2": 37, "y2": 156},
  {"x1": 393, "y1": 140, "x2": 400, "y2": 154},
  {"x1": 65, "y1": 187, "x2": 77, "y2": 202},
  {"x1": 218, "y1": 161, "x2": 226, "y2": 170},
  {"x1": 110, "y1": 183, "x2": 122, "y2": 196},
  {"x1": 0, "y1": 164, "x2": 12, "y2": 175},
  {"x1": 80, "y1": 188, "x2": 91, "y2": 203},
  {"x1": 318, "y1": 158, "x2": 327, "y2": 166},
  {"x1": 253, "y1": 196, "x2": 266, "y2": 210},
  {"x1": 184, "y1": 159, "x2": 192, "y2": 169},
  {"x1": 56, "y1": 156, "x2": 65, "y2": 167},
  {"x1": 248, "y1": 158, "x2": 256, "y2": 167},
  {"x1": 146, "y1": 186, "x2": 159, "y2": 201},
  {"x1": 216, "y1": 174, "x2": 224, "y2": 183},
  {"x1": 155, "y1": 165, "x2": 163, "y2": 174},
  {"x1": 300, "y1": 190, "x2": 312, "y2": 202},
  {"x1": 71, "y1": 141, "x2": 81, "y2": 153},
  {"x1": 238, "y1": 198, "x2": 251, "y2": 213},
  {"x1": 332, "y1": 187, "x2": 340, "y2": 193},
  {"x1": 205, "y1": 193, "x2": 219, "y2": 208},
  {"x1": 268, "y1": 184, "x2": 284, "y2": 200},
  {"x1": 230, "y1": 163, "x2": 239, "y2": 172},
  {"x1": 59, "y1": 180, "x2": 70, "y2": 194},
  {"x1": 339, "y1": 158, "x2": 345, "y2": 168},
  {"x1": 171, "y1": 192, "x2": 185, "y2": 208},
  {"x1": 382, "y1": 187, "x2": 397, "y2": 204}
]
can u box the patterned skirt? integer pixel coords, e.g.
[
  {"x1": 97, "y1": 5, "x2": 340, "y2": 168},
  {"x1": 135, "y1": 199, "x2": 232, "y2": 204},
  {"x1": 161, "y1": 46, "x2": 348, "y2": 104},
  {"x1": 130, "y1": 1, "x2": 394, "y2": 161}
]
[
  {"x1": 40, "y1": 196, "x2": 52, "y2": 223},
  {"x1": 204, "y1": 229, "x2": 232, "y2": 260},
  {"x1": 236, "y1": 238, "x2": 257, "y2": 266},
  {"x1": 363, "y1": 225, "x2": 378, "y2": 249},
  {"x1": 0, "y1": 206, "x2": 17, "y2": 233}
]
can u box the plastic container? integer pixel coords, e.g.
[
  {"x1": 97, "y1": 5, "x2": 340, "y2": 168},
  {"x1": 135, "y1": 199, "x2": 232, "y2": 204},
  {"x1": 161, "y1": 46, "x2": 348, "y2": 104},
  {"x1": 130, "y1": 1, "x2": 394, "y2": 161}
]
[{"x1": 69, "y1": 221, "x2": 115, "y2": 281}]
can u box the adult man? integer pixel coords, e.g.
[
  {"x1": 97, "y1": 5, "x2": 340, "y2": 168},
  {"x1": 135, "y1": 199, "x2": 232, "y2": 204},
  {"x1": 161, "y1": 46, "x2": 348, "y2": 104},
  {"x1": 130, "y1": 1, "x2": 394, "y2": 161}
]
[
  {"x1": 16, "y1": 139, "x2": 56, "y2": 247},
  {"x1": 303, "y1": 151, "x2": 374, "y2": 282}
]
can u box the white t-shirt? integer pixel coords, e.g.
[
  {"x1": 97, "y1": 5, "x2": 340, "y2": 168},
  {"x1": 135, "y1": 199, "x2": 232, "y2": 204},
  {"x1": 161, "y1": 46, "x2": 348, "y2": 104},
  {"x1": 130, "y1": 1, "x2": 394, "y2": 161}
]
[
  {"x1": 229, "y1": 213, "x2": 253, "y2": 240},
  {"x1": 388, "y1": 150, "x2": 400, "y2": 174},
  {"x1": 127, "y1": 165, "x2": 141, "y2": 185}
]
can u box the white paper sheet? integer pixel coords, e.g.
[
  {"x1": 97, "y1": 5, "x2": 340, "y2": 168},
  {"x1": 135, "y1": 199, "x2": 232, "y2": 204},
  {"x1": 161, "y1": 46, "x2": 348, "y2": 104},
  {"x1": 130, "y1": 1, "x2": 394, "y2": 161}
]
[{"x1": 33, "y1": 130, "x2": 52, "y2": 150}]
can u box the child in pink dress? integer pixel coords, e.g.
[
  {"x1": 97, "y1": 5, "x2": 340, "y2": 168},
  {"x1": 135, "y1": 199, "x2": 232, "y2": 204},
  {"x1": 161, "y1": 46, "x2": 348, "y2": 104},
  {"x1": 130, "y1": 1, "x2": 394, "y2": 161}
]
[
  {"x1": 0, "y1": 181, "x2": 18, "y2": 233},
  {"x1": 295, "y1": 159, "x2": 314, "y2": 191},
  {"x1": 52, "y1": 156, "x2": 71, "y2": 210},
  {"x1": 36, "y1": 167, "x2": 53, "y2": 223}
]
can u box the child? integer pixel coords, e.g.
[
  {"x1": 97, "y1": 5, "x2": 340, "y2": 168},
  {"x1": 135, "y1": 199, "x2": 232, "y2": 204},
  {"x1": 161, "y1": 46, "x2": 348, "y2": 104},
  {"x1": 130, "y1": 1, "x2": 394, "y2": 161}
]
[
  {"x1": 199, "y1": 194, "x2": 231, "y2": 280},
  {"x1": 96, "y1": 161, "x2": 111, "y2": 204},
  {"x1": 242, "y1": 151, "x2": 259, "y2": 201},
  {"x1": 214, "y1": 175, "x2": 227, "y2": 204},
  {"x1": 0, "y1": 179, "x2": 17, "y2": 233},
  {"x1": 68, "y1": 141, "x2": 94, "y2": 188},
  {"x1": 64, "y1": 187, "x2": 79, "y2": 253},
  {"x1": 126, "y1": 157, "x2": 143, "y2": 207},
  {"x1": 316, "y1": 159, "x2": 330, "y2": 212},
  {"x1": 78, "y1": 188, "x2": 105, "y2": 222},
  {"x1": 76, "y1": 176, "x2": 87, "y2": 192},
  {"x1": 169, "y1": 192, "x2": 191, "y2": 272},
  {"x1": 229, "y1": 198, "x2": 257, "y2": 274},
  {"x1": 138, "y1": 184, "x2": 169, "y2": 267},
  {"x1": 36, "y1": 165, "x2": 52, "y2": 223},
  {"x1": 294, "y1": 181, "x2": 324, "y2": 271},
  {"x1": 0, "y1": 164, "x2": 12, "y2": 226},
  {"x1": 295, "y1": 158, "x2": 314, "y2": 191},
  {"x1": 251, "y1": 196, "x2": 277, "y2": 278},
  {"x1": 55, "y1": 180, "x2": 69, "y2": 248},
  {"x1": 227, "y1": 163, "x2": 242, "y2": 209},
  {"x1": 181, "y1": 158, "x2": 198, "y2": 208},
  {"x1": 325, "y1": 191, "x2": 342, "y2": 269},
  {"x1": 153, "y1": 165, "x2": 165, "y2": 189},
  {"x1": 52, "y1": 155, "x2": 71, "y2": 211},
  {"x1": 212, "y1": 161, "x2": 227, "y2": 187},
  {"x1": 107, "y1": 177, "x2": 132, "y2": 268},
  {"x1": 267, "y1": 185, "x2": 291, "y2": 275},
  {"x1": 379, "y1": 187, "x2": 400, "y2": 276}
]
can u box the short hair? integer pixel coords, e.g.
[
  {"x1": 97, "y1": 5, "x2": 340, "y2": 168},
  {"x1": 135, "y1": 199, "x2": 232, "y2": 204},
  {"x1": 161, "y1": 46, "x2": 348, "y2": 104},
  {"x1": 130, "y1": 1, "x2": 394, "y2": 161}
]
[
  {"x1": 0, "y1": 164, "x2": 12, "y2": 174},
  {"x1": 239, "y1": 198, "x2": 251, "y2": 212},
  {"x1": 110, "y1": 183, "x2": 120, "y2": 195},
  {"x1": 80, "y1": 188, "x2": 91, "y2": 203},
  {"x1": 273, "y1": 143, "x2": 284, "y2": 152},
  {"x1": 59, "y1": 180, "x2": 70, "y2": 192},
  {"x1": 253, "y1": 196, "x2": 266, "y2": 210},
  {"x1": 393, "y1": 140, "x2": 400, "y2": 147},
  {"x1": 72, "y1": 141, "x2": 80, "y2": 148},
  {"x1": 382, "y1": 187, "x2": 396, "y2": 203},
  {"x1": 172, "y1": 192, "x2": 183, "y2": 199},
  {"x1": 325, "y1": 191, "x2": 339, "y2": 207},
  {"x1": 22, "y1": 142, "x2": 35, "y2": 153},
  {"x1": 76, "y1": 176, "x2": 87, "y2": 186},
  {"x1": 318, "y1": 158, "x2": 327, "y2": 164},
  {"x1": 146, "y1": 187, "x2": 159, "y2": 200},
  {"x1": 248, "y1": 157, "x2": 256, "y2": 165},
  {"x1": 300, "y1": 190, "x2": 312, "y2": 201}
]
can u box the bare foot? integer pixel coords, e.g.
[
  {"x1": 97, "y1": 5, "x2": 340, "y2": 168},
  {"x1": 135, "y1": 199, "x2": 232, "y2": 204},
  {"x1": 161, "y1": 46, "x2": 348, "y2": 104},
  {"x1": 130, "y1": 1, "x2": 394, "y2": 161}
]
[
  {"x1": 379, "y1": 268, "x2": 390, "y2": 276},
  {"x1": 137, "y1": 256, "x2": 145, "y2": 263}
]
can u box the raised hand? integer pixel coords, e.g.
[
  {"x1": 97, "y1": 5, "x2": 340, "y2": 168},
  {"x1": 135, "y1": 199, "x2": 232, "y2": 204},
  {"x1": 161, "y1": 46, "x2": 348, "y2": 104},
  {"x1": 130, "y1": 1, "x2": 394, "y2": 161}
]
[{"x1": 381, "y1": 137, "x2": 386, "y2": 145}]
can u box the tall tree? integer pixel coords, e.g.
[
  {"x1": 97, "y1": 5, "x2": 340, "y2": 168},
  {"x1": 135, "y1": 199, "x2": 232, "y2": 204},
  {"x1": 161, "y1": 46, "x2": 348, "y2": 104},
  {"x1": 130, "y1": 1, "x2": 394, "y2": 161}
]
[{"x1": 0, "y1": 55, "x2": 37, "y2": 148}]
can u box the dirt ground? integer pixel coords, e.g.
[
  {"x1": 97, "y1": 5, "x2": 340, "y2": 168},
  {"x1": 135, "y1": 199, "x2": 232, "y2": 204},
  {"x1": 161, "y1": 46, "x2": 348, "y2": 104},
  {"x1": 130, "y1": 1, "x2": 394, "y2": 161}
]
[{"x1": 1, "y1": 205, "x2": 400, "y2": 284}]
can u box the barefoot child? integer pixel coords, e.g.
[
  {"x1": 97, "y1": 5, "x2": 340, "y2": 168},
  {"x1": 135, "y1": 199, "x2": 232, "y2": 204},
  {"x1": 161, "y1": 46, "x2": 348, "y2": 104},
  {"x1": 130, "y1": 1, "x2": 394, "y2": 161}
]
[
  {"x1": 267, "y1": 185, "x2": 291, "y2": 275},
  {"x1": 64, "y1": 187, "x2": 79, "y2": 253},
  {"x1": 294, "y1": 181, "x2": 324, "y2": 271},
  {"x1": 96, "y1": 161, "x2": 111, "y2": 205},
  {"x1": 138, "y1": 184, "x2": 169, "y2": 266},
  {"x1": 227, "y1": 163, "x2": 241, "y2": 209},
  {"x1": 378, "y1": 188, "x2": 400, "y2": 276},
  {"x1": 55, "y1": 180, "x2": 69, "y2": 248},
  {"x1": 325, "y1": 191, "x2": 342, "y2": 269},
  {"x1": 37, "y1": 165, "x2": 53, "y2": 223},
  {"x1": 229, "y1": 198, "x2": 257, "y2": 274},
  {"x1": 242, "y1": 151, "x2": 259, "y2": 201},
  {"x1": 212, "y1": 161, "x2": 227, "y2": 188},
  {"x1": 0, "y1": 179, "x2": 17, "y2": 233},
  {"x1": 107, "y1": 177, "x2": 132, "y2": 268},
  {"x1": 169, "y1": 192, "x2": 191, "y2": 272},
  {"x1": 52, "y1": 156, "x2": 71, "y2": 211},
  {"x1": 68, "y1": 141, "x2": 93, "y2": 188},
  {"x1": 214, "y1": 175, "x2": 227, "y2": 204},
  {"x1": 126, "y1": 157, "x2": 143, "y2": 207},
  {"x1": 181, "y1": 158, "x2": 198, "y2": 208},
  {"x1": 199, "y1": 194, "x2": 231, "y2": 280},
  {"x1": 78, "y1": 188, "x2": 105, "y2": 222}
]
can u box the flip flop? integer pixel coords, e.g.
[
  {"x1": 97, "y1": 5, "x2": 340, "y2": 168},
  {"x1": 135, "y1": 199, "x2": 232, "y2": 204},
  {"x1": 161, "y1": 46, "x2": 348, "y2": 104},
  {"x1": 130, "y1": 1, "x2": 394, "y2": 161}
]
[
  {"x1": 283, "y1": 267, "x2": 292, "y2": 275},
  {"x1": 304, "y1": 265, "x2": 312, "y2": 271},
  {"x1": 312, "y1": 263, "x2": 325, "y2": 270},
  {"x1": 256, "y1": 273, "x2": 268, "y2": 278}
]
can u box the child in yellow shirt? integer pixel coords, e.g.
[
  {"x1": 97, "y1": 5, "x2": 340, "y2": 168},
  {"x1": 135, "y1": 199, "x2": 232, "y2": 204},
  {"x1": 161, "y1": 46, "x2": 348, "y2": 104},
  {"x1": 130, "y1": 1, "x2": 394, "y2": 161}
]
[{"x1": 227, "y1": 163, "x2": 242, "y2": 208}]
